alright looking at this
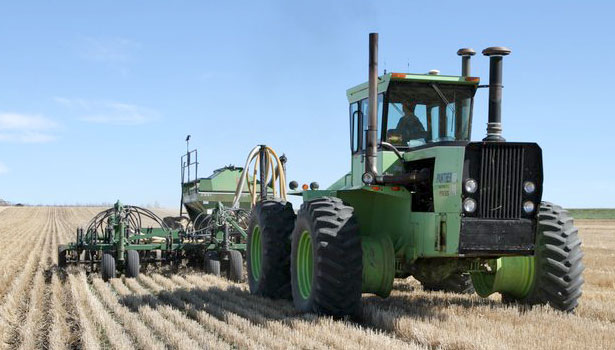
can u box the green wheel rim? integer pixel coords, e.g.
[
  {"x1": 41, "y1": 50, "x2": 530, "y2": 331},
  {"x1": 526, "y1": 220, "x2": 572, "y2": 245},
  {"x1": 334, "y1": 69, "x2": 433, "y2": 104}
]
[
  {"x1": 471, "y1": 256, "x2": 535, "y2": 298},
  {"x1": 297, "y1": 230, "x2": 314, "y2": 300},
  {"x1": 250, "y1": 226, "x2": 262, "y2": 282}
]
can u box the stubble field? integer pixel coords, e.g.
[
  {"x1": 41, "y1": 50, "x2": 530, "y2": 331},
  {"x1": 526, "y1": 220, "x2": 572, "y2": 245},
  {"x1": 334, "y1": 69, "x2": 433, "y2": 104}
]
[{"x1": 0, "y1": 206, "x2": 612, "y2": 349}]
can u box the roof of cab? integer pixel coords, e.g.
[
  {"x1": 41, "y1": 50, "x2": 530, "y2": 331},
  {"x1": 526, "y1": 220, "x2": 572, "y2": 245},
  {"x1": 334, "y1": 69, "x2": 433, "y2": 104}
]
[{"x1": 346, "y1": 72, "x2": 480, "y2": 103}]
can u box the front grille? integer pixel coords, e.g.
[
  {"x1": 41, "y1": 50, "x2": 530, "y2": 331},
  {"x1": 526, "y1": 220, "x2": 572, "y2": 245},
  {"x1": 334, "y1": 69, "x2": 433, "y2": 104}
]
[{"x1": 478, "y1": 144, "x2": 524, "y2": 219}]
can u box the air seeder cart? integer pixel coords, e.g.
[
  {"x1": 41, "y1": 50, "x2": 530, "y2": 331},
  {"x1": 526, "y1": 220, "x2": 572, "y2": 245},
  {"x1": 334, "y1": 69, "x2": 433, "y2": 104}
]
[
  {"x1": 246, "y1": 33, "x2": 584, "y2": 316},
  {"x1": 59, "y1": 143, "x2": 288, "y2": 282},
  {"x1": 178, "y1": 143, "x2": 287, "y2": 279}
]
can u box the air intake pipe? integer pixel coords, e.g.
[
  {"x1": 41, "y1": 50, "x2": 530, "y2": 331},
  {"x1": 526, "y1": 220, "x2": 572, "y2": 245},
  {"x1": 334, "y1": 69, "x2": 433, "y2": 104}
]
[
  {"x1": 482, "y1": 47, "x2": 511, "y2": 142},
  {"x1": 457, "y1": 48, "x2": 476, "y2": 76}
]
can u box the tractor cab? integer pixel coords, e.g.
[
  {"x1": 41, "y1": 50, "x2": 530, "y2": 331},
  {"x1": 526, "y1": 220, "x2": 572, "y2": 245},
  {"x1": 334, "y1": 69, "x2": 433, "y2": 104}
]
[
  {"x1": 347, "y1": 73, "x2": 479, "y2": 154},
  {"x1": 343, "y1": 73, "x2": 479, "y2": 188}
]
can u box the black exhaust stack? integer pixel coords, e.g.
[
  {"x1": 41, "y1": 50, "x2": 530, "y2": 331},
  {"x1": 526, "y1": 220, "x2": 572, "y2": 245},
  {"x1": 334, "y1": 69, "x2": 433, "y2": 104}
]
[
  {"x1": 457, "y1": 48, "x2": 476, "y2": 76},
  {"x1": 482, "y1": 47, "x2": 511, "y2": 142},
  {"x1": 364, "y1": 33, "x2": 379, "y2": 182}
]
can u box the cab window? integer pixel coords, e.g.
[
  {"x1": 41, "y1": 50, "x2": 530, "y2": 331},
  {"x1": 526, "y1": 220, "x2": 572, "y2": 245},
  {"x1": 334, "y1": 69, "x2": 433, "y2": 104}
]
[
  {"x1": 349, "y1": 94, "x2": 384, "y2": 153},
  {"x1": 359, "y1": 94, "x2": 383, "y2": 149},
  {"x1": 349, "y1": 102, "x2": 360, "y2": 153},
  {"x1": 385, "y1": 82, "x2": 475, "y2": 148}
]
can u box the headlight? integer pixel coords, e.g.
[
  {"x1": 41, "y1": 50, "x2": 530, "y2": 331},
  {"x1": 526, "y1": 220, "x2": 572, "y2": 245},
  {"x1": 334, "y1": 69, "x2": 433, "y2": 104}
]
[
  {"x1": 523, "y1": 181, "x2": 535, "y2": 194},
  {"x1": 463, "y1": 198, "x2": 477, "y2": 213},
  {"x1": 464, "y1": 178, "x2": 478, "y2": 193},
  {"x1": 362, "y1": 172, "x2": 375, "y2": 185},
  {"x1": 523, "y1": 201, "x2": 535, "y2": 213}
]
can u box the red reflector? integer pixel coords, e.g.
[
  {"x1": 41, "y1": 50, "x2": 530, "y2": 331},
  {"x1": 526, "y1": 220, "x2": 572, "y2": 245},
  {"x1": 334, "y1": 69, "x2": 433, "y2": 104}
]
[
  {"x1": 371, "y1": 186, "x2": 381, "y2": 191},
  {"x1": 465, "y1": 77, "x2": 480, "y2": 82},
  {"x1": 391, "y1": 73, "x2": 406, "y2": 78},
  {"x1": 391, "y1": 186, "x2": 401, "y2": 191}
]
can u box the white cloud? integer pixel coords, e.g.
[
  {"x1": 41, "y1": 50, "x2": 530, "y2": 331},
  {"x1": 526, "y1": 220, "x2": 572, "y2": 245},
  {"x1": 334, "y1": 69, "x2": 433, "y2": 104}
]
[
  {"x1": 54, "y1": 97, "x2": 157, "y2": 125},
  {"x1": 80, "y1": 37, "x2": 140, "y2": 63},
  {"x1": 0, "y1": 161, "x2": 7, "y2": 175},
  {"x1": 0, "y1": 113, "x2": 58, "y2": 143},
  {"x1": 0, "y1": 113, "x2": 57, "y2": 130}
]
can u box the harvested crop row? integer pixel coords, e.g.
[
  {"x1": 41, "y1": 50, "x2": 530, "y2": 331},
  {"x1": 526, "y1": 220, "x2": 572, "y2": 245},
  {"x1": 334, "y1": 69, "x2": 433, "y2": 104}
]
[
  {"x1": 181, "y1": 273, "x2": 408, "y2": 349},
  {"x1": 361, "y1": 276, "x2": 615, "y2": 350},
  {"x1": 0, "y1": 208, "x2": 47, "y2": 299},
  {"x1": 91, "y1": 278, "x2": 167, "y2": 350},
  {"x1": 48, "y1": 273, "x2": 73, "y2": 350},
  {"x1": 122, "y1": 277, "x2": 233, "y2": 349},
  {"x1": 0, "y1": 208, "x2": 55, "y2": 348},
  {"x1": 137, "y1": 274, "x2": 266, "y2": 349},
  {"x1": 49, "y1": 208, "x2": 95, "y2": 350},
  {"x1": 21, "y1": 207, "x2": 68, "y2": 350},
  {"x1": 67, "y1": 272, "x2": 100, "y2": 350},
  {"x1": 153, "y1": 273, "x2": 419, "y2": 350},
  {"x1": 109, "y1": 278, "x2": 205, "y2": 350},
  {"x1": 72, "y1": 272, "x2": 135, "y2": 349}
]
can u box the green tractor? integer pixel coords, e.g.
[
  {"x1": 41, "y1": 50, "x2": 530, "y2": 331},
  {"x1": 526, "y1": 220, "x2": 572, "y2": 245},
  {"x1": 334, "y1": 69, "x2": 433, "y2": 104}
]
[{"x1": 246, "y1": 33, "x2": 584, "y2": 316}]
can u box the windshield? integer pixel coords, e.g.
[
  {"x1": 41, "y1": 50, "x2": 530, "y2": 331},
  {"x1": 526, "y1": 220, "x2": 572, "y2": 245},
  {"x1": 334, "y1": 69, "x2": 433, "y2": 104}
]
[{"x1": 385, "y1": 82, "x2": 475, "y2": 148}]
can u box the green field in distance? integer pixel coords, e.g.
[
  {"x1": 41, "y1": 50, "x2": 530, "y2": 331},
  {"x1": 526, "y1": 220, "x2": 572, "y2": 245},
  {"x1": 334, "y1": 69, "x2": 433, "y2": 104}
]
[{"x1": 568, "y1": 208, "x2": 615, "y2": 219}]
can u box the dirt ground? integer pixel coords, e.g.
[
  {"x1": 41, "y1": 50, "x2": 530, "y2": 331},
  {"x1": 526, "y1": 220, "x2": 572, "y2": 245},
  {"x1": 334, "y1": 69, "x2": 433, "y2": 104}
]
[{"x1": 0, "y1": 207, "x2": 612, "y2": 349}]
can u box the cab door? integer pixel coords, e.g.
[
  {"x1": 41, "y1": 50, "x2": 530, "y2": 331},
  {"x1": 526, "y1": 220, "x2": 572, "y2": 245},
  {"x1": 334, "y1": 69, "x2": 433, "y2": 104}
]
[{"x1": 349, "y1": 95, "x2": 383, "y2": 186}]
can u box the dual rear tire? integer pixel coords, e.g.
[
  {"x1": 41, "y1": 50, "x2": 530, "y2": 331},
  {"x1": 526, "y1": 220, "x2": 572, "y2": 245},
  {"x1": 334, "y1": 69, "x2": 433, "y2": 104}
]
[
  {"x1": 247, "y1": 197, "x2": 363, "y2": 316},
  {"x1": 125, "y1": 250, "x2": 140, "y2": 278},
  {"x1": 290, "y1": 197, "x2": 362, "y2": 316},
  {"x1": 247, "y1": 199, "x2": 295, "y2": 299},
  {"x1": 101, "y1": 250, "x2": 140, "y2": 281},
  {"x1": 204, "y1": 251, "x2": 221, "y2": 276},
  {"x1": 203, "y1": 250, "x2": 243, "y2": 282},
  {"x1": 101, "y1": 253, "x2": 116, "y2": 281}
]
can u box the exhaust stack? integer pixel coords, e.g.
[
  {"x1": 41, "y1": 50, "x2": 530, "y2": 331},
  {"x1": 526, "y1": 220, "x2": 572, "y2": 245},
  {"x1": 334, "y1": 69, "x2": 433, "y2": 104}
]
[
  {"x1": 457, "y1": 48, "x2": 476, "y2": 76},
  {"x1": 364, "y1": 33, "x2": 379, "y2": 180},
  {"x1": 482, "y1": 46, "x2": 511, "y2": 142}
]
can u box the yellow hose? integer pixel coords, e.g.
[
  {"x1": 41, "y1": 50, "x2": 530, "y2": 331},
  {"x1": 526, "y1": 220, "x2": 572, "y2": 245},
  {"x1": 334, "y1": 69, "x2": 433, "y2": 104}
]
[{"x1": 232, "y1": 145, "x2": 287, "y2": 208}]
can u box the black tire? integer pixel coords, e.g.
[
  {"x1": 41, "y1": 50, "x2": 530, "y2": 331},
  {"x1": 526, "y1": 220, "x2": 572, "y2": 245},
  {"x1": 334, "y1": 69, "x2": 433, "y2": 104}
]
[
  {"x1": 101, "y1": 253, "x2": 116, "y2": 281},
  {"x1": 58, "y1": 245, "x2": 68, "y2": 267},
  {"x1": 247, "y1": 199, "x2": 296, "y2": 299},
  {"x1": 204, "y1": 251, "x2": 221, "y2": 276},
  {"x1": 504, "y1": 202, "x2": 584, "y2": 312},
  {"x1": 421, "y1": 271, "x2": 475, "y2": 294},
  {"x1": 227, "y1": 250, "x2": 244, "y2": 282},
  {"x1": 125, "y1": 250, "x2": 140, "y2": 278},
  {"x1": 291, "y1": 197, "x2": 362, "y2": 316}
]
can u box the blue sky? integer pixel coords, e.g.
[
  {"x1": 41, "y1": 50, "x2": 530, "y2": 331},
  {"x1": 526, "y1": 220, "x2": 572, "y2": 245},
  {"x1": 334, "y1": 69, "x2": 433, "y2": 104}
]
[{"x1": 0, "y1": 1, "x2": 613, "y2": 208}]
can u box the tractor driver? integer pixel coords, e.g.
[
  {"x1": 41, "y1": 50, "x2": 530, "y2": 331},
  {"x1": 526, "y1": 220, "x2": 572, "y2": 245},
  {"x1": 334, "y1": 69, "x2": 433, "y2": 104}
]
[{"x1": 394, "y1": 102, "x2": 428, "y2": 144}]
